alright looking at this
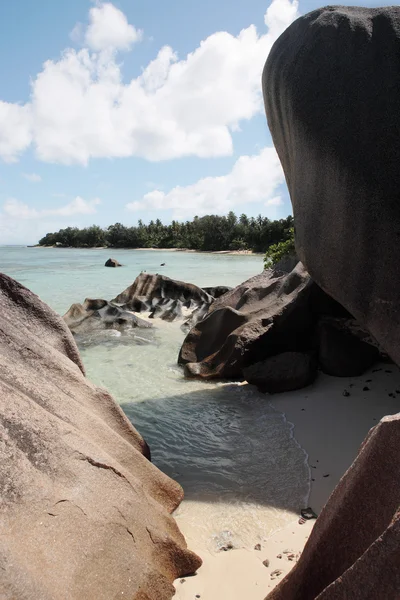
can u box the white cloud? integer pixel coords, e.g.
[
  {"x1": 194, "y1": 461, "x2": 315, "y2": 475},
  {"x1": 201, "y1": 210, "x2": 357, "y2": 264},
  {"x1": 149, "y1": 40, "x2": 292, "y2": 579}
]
[
  {"x1": 85, "y1": 2, "x2": 142, "y2": 51},
  {"x1": 126, "y1": 146, "x2": 284, "y2": 218},
  {"x1": 265, "y1": 195, "x2": 283, "y2": 206},
  {"x1": 0, "y1": 102, "x2": 32, "y2": 163},
  {"x1": 3, "y1": 196, "x2": 101, "y2": 219},
  {"x1": 0, "y1": 0, "x2": 299, "y2": 164},
  {"x1": 22, "y1": 172, "x2": 42, "y2": 183}
]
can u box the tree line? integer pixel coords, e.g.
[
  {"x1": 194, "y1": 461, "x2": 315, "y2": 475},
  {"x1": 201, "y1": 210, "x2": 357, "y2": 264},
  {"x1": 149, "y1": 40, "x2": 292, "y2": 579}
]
[{"x1": 38, "y1": 212, "x2": 294, "y2": 254}]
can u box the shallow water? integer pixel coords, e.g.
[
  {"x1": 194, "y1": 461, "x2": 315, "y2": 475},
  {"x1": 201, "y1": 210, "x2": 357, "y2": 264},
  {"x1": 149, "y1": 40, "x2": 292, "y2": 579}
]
[{"x1": 1, "y1": 246, "x2": 310, "y2": 552}]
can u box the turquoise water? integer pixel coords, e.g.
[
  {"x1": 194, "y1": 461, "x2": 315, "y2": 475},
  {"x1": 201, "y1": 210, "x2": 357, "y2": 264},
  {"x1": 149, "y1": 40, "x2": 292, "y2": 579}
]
[
  {"x1": 1, "y1": 246, "x2": 309, "y2": 551},
  {"x1": 2, "y1": 246, "x2": 264, "y2": 314}
]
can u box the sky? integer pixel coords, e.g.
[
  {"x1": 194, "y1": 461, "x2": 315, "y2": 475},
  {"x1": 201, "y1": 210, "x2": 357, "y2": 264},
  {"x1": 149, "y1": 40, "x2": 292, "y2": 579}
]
[{"x1": 0, "y1": 0, "x2": 390, "y2": 243}]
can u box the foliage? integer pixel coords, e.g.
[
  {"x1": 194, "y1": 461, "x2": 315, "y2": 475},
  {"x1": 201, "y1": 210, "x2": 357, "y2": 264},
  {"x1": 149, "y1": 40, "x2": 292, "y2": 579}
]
[
  {"x1": 38, "y1": 213, "x2": 294, "y2": 254},
  {"x1": 263, "y1": 227, "x2": 295, "y2": 268}
]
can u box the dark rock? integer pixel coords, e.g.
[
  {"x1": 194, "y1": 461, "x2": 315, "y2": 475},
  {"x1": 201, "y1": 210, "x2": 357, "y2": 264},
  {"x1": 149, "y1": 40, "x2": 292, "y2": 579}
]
[
  {"x1": 243, "y1": 352, "x2": 317, "y2": 394},
  {"x1": 105, "y1": 258, "x2": 122, "y2": 267},
  {"x1": 202, "y1": 286, "x2": 232, "y2": 299},
  {"x1": 179, "y1": 263, "x2": 316, "y2": 379},
  {"x1": 114, "y1": 272, "x2": 212, "y2": 306},
  {"x1": 0, "y1": 274, "x2": 201, "y2": 599},
  {"x1": 317, "y1": 318, "x2": 379, "y2": 377},
  {"x1": 63, "y1": 298, "x2": 152, "y2": 335},
  {"x1": 113, "y1": 272, "x2": 213, "y2": 326},
  {"x1": 255, "y1": 543, "x2": 262, "y2": 551},
  {"x1": 263, "y1": 559, "x2": 270, "y2": 568},
  {"x1": 263, "y1": 4, "x2": 400, "y2": 368}
]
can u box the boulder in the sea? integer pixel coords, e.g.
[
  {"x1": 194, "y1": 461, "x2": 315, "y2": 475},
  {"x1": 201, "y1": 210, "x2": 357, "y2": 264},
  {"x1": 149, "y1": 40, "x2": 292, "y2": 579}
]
[
  {"x1": 63, "y1": 298, "x2": 152, "y2": 334},
  {"x1": 263, "y1": 4, "x2": 400, "y2": 367},
  {"x1": 179, "y1": 262, "x2": 315, "y2": 379},
  {"x1": 114, "y1": 272, "x2": 213, "y2": 306},
  {"x1": 243, "y1": 351, "x2": 317, "y2": 393},
  {"x1": 0, "y1": 273, "x2": 201, "y2": 599},
  {"x1": 265, "y1": 413, "x2": 400, "y2": 600},
  {"x1": 113, "y1": 272, "x2": 214, "y2": 325},
  {"x1": 105, "y1": 258, "x2": 122, "y2": 267},
  {"x1": 317, "y1": 318, "x2": 380, "y2": 377}
]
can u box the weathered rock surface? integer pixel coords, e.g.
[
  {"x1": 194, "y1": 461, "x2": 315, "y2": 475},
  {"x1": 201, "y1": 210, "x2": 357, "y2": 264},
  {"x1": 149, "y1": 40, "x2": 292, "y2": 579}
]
[
  {"x1": 263, "y1": 4, "x2": 400, "y2": 367},
  {"x1": 317, "y1": 317, "x2": 380, "y2": 377},
  {"x1": 105, "y1": 258, "x2": 122, "y2": 267},
  {"x1": 63, "y1": 298, "x2": 152, "y2": 334},
  {"x1": 114, "y1": 272, "x2": 213, "y2": 306},
  {"x1": 202, "y1": 286, "x2": 232, "y2": 299},
  {"x1": 179, "y1": 262, "x2": 315, "y2": 379},
  {"x1": 113, "y1": 272, "x2": 214, "y2": 324},
  {"x1": 265, "y1": 414, "x2": 400, "y2": 600},
  {"x1": 0, "y1": 273, "x2": 201, "y2": 599},
  {"x1": 244, "y1": 351, "x2": 317, "y2": 393}
]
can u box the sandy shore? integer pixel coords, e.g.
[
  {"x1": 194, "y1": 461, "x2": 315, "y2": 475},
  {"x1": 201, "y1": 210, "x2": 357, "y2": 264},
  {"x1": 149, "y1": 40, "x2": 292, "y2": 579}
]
[
  {"x1": 174, "y1": 362, "x2": 400, "y2": 599},
  {"x1": 33, "y1": 245, "x2": 263, "y2": 256},
  {"x1": 128, "y1": 247, "x2": 263, "y2": 256}
]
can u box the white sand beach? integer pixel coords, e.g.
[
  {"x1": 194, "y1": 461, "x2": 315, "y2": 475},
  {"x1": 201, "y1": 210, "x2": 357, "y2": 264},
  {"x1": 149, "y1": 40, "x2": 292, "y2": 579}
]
[{"x1": 174, "y1": 363, "x2": 400, "y2": 599}]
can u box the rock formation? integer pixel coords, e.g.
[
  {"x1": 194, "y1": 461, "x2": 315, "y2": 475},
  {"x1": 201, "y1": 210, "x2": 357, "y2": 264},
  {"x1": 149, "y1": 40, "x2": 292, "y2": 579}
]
[
  {"x1": 63, "y1": 297, "x2": 153, "y2": 335},
  {"x1": 179, "y1": 260, "x2": 382, "y2": 385},
  {"x1": 113, "y1": 272, "x2": 214, "y2": 324},
  {"x1": 0, "y1": 273, "x2": 201, "y2": 599},
  {"x1": 263, "y1": 5, "x2": 400, "y2": 597},
  {"x1": 179, "y1": 263, "x2": 315, "y2": 379},
  {"x1": 263, "y1": 4, "x2": 400, "y2": 367},
  {"x1": 105, "y1": 258, "x2": 122, "y2": 267},
  {"x1": 265, "y1": 414, "x2": 400, "y2": 600}
]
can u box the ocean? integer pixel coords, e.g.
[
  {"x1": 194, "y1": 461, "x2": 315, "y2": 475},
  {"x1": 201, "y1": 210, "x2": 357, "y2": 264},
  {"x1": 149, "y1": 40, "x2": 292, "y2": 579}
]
[{"x1": 1, "y1": 246, "x2": 309, "y2": 552}]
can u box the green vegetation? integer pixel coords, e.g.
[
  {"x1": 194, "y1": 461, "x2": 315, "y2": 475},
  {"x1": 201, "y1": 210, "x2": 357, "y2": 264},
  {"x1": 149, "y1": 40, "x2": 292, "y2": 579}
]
[
  {"x1": 38, "y1": 212, "x2": 294, "y2": 254},
  {"x1": 263, "y1": 226, "x2": 295, "y2": 268}
]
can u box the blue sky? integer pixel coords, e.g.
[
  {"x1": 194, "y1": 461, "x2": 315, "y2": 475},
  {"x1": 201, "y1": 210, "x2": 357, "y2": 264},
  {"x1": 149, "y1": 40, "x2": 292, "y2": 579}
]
[{"x1": 0, "y1": 0, "x2": 390, "y2": 243}]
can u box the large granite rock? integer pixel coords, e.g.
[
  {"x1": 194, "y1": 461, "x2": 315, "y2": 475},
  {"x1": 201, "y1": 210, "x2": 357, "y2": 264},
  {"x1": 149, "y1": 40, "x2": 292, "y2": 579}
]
[
  {"x1": 263, "y1": 5, "x2": 400, "y2": 367},
  {"x1": 179, "y1": 263, "x2": 315, "y2": 379},
  {"x1": 63, "y1": 298, "x2": 153, "y2": 335},
  {"x1": 113, "y1": 272, "x2": 213, "y2": 324},
  {"x1": 0, "y1": 274, "x2": 201, "y2": 599},
  {"x1": 265, "y1": 414, "x2": 400, "y2": 600}
]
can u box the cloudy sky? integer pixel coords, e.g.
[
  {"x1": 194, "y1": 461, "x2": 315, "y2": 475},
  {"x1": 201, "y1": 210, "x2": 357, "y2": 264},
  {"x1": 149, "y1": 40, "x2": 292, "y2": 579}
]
[{"x1": 0, "y1": 0, "x2": 384, "y2": 243}]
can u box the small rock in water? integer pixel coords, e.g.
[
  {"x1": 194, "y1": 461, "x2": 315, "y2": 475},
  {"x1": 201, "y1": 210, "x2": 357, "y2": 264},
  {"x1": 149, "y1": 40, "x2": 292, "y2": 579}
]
[
  {"x1": 385, "y1": 370, "x2": 392, "y2": 373},
  {"x1": 363, "y1": 386, "x2": 370, "y2": 391},
  {"x1": 196, "y1": 596, "x2": 201, "y2": 599},
  {"x1": 180, "y1": 579, "x2": 185, "y2": 584},
  {"x1": 263, "y1": 559, "x2": 270, "y2": 567},
  {"x1": 254, "y1": 543, "x2": 261, "y2": 551},
  {"x1": 277, "y1": 554, "x2": 282, "y2": 559},
  {"x1": 342, "y1": 389, "x2": 350, "y2": 397},
  {"x1": 323, "y1": 474, "x2": 330, "y2": 478}
]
